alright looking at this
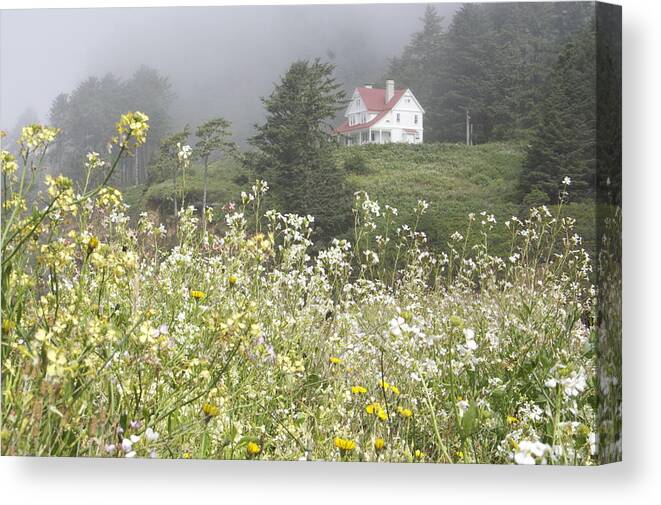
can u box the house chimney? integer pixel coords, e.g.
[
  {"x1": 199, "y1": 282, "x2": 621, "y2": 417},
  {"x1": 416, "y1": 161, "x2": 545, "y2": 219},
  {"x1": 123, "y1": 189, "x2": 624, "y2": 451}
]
[{"x1": 385, "y1": 79, "x2": 394, "y2": 103}]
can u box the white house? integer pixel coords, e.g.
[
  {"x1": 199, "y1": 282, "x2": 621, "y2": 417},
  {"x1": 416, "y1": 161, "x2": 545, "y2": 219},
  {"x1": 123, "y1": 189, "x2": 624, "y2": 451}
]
[{"x1": 335, "y1": 80, "x2": 425, "y2": 145}]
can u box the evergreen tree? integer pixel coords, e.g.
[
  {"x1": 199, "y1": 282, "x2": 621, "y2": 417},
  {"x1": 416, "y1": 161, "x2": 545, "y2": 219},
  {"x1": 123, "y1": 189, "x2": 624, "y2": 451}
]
[
  {"x1": 248, "y1": 59, "x2": 352, "y2": 243},
  {"x1": 387, "y1": 5, "x2": 445, "y2": 141},
  {"x1": 387, "y1": 3, "x2": 593, "y2": 143},
  {"x1": 520, "y1": 25, "x2": 597, "y2": 203}
]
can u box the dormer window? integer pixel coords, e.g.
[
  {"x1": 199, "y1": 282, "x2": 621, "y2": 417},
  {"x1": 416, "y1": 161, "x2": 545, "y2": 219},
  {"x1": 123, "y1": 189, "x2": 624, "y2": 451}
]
[
  {"x1": 414, "y1": 114, "x2": 418, "y2": 124},
  {"x1": 396, "y1": 113, "x2": 400, "y2": 123}
]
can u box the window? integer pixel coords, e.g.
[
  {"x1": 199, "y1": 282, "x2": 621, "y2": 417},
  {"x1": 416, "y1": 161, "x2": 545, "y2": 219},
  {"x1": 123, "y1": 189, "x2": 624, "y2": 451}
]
[
  {"x1": 370, "y1": 131, "x2": 375, "y2": 142},
  {"x1": 396, "y1": 113, "x2": 400, "y2": 123},
  {"x1": 414, "y1": 114, "x2": 418, "y2": 124}
]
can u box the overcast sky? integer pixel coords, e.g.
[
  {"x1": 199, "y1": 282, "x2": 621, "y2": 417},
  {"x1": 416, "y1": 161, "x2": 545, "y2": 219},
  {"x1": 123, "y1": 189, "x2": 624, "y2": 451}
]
[{"x1": 0, "y1": 3, "x2": 460, "y2": 138}]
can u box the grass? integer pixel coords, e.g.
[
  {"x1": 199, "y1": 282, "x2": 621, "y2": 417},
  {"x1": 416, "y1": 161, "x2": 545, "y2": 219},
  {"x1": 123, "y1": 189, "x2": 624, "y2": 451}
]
[{"x1": 340, "y1": 142, "x2": 526, "y2": 257}]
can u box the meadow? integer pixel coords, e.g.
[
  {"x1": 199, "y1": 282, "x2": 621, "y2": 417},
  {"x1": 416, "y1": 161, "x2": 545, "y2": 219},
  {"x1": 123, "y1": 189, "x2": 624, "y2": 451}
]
[{"x1": 1, "y1": 114, "x2": 608, "y2": 464}]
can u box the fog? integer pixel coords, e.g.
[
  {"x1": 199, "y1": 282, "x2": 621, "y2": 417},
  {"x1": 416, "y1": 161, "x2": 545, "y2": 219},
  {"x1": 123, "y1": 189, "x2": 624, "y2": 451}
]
[{"x1": 0, "y1": 3, "x2": 460, "y2": 142}]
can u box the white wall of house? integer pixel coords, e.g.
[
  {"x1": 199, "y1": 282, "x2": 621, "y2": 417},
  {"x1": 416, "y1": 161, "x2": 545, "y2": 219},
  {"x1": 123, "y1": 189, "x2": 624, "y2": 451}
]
[{"x1": 341, "y1": 87, "x2": 425, "y2": 145}]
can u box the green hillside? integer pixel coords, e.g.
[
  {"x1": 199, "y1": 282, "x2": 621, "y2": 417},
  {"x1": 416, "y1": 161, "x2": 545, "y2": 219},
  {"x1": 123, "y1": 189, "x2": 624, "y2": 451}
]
[
  {"x1": 125, "y1": 141, "x2": 596, "y2": 259},
  {"x1": 340, "y1": 142, "x2": 526, "y2": 256}
]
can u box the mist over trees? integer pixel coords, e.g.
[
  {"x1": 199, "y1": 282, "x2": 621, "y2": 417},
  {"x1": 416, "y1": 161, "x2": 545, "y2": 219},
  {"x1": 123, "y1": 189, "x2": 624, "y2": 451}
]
[
  {"x1": 47, "y1": 65, "x2": 173, "y2": 187},
  {"x1": 388, "y1": 2, "x2": 594, "y2": 144}
]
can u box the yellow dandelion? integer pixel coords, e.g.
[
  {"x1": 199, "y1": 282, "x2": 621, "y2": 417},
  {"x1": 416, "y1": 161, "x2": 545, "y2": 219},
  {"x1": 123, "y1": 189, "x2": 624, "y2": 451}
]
[
  {"x1": 414, "y1": 449, "x2": 425, "y2": 460},
  {"x1": 87, "y1": 236, "x2": 99, "y2": 254},
  {"x1": 390, "y1": 385, "x2": 401, "y2": 396},
  {"x1": 374, "y1": 438, "x2": 385, "y2": 451},
  {"x1": 351, "y1": 385, "x2": 368, "y2": 395},
  {"x1": 228, "y1": 274, "x2": 238, "y2": 287},
  {"x1": 397, "y1": 407, "x2": 413, "y2": 418},
  {"x1": 506, "y1": 415, "x2": 519, "y2": 425},
  {"x1": 329, "y1": 356, "x2": 342, "y2": 365},
  {"x1": 334, "y1": 437, "x2": 356, "y2": 452},
  {"x1": 366, "y1": 402, "x2": 388, "y2": 421},
  {"x1": 191, "y1": 290, "x2": 206, "y2": 300},
  {"x1": 202, "y1": 403, "x2": 220, "y2": 418},
  {"x1": 182, "y1": 451, "x2": 192, "y2": 459},
  {"x1": 365, "y1": 402, "x2": 380, "y2": 415},
  {"x1": 246, "y1": 441, "x2": 261, "y2": 456}
]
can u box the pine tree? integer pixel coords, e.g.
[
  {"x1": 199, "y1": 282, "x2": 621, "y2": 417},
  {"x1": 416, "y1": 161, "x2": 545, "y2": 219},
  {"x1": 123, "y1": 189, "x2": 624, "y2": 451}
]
[
  {"x1": 520, "y1": 25, "x2": 597, "y2": 203},
  {"x1": 387, "y1": 5, "x2": 445, "y2": 141},
  {"x1": 248, "y1": 59, "x2": 352, "y2": 243}
]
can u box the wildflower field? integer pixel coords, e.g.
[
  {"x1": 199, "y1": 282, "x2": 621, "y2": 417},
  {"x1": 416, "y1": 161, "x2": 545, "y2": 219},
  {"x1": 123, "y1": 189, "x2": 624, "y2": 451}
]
[{"x1": 0, "y1": 114, "x2": 620, "y2": 464}]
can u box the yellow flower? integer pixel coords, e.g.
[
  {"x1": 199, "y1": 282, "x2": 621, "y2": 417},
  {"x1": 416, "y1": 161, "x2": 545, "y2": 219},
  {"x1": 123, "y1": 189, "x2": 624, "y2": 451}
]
[
  {"x1": 334, "y1": 437, "x2": 356, "y2": 452},
  {"x1": 397, "y1": 407, "x2": 413, "y2": 418},
  {"x1": 374, "y1": 438, "x2": 385, "y2": 451},
  {"x1": 506, "y1": 415, "x2": 519, "y2": 425},
  {"x1": 351, "y1": 385, "x2": 367, "y2": 395},
  {"x1": 329, "y1": 356, "x2": 342, "y2": 365},
  {"x1": 202, "y1": 403, "x2": 220, "y2": 418},
  {"x1": 1, "y1": 150, "x2": 18, "y2": 174},
  {"x1": 414, "y1": 449, "x2": 425, "y2": 460},
  {"x1": 379, "y1": 380, "x2": 390, "y2": 390},
  {"x1": 228, "y1": 275, "x2": 238, "y2": 287},
  {"x1": 182, "y1": 451, "x2": 192, "y2": 459},
  {"x1": 366, "y1": 402, "x2": 388, "y2": 421},
  {"x1": 365, "y1": 402, "x2": 379, "y2": 415},
  {"x1": 87, "y1": 236, "x2": 99, "y2": 254},
  {"x1": 2, "y1": 319, "x2": 14, "y2": 334},
  {"x1": 390, "y1": 385, "x2": 400, "y2": 396},
  {"x1": 191, "y1": 290, "x2": 206, "y2": 300},
  {"x1": 246, "y1": 441, "x2": 261, "y2": 455},
  {"x1": 114, "y1": 111, "x2": 149, "y2": 150}
]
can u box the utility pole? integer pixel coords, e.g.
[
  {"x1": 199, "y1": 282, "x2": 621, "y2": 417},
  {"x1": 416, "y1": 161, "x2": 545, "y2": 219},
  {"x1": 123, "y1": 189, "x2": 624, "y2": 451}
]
[{"x1": 465, "y1": 108, "x2": 471, "y2": 146}]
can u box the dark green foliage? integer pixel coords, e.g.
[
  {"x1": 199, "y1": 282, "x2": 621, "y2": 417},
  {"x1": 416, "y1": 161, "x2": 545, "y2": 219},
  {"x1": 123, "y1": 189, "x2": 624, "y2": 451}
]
[
  {"x1": 520, "y1": 26, "x2": 597, "y2": 203},
  {"x1": 595, "y1": 4, "x2": 622, "y2": 206},
  {"x1": 343, "y1": 150, "x2": 369, "y2": 174},
  {"x1": 247, "y1": 59, "x2": 353, "y2": 243}
]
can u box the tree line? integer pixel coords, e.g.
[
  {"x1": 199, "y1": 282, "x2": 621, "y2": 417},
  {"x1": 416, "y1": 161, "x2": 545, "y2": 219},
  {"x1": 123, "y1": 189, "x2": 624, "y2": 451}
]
[
  {"x1": 28, "y1": 2, "x2": 617, "y2": 239},
  {"x1": 387, "y1": 3, "x2": 619, "y2": 205}
]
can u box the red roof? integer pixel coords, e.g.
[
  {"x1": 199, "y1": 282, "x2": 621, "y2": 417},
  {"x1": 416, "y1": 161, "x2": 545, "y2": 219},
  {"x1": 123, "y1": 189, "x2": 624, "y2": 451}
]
[{"x1": 335, "y1": 87, "x2": 406, "y2": 134}]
